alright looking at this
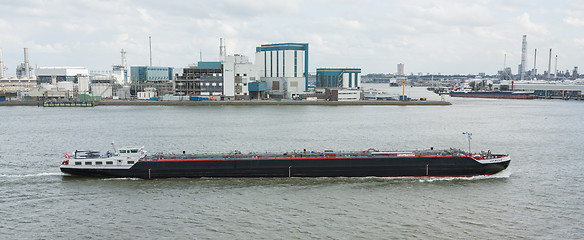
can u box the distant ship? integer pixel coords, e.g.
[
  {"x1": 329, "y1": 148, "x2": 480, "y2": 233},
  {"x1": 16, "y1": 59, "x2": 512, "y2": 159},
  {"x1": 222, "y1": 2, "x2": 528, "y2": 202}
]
[
  {"x1": 449, "y1": 87, "x2": 535, "y2": 99},
  {"x1": 389, "y1": 78, "x2": 399, "y2": 87},
  {"x1": 60, "y1": 145, "x2": 510, "y2": 179}
]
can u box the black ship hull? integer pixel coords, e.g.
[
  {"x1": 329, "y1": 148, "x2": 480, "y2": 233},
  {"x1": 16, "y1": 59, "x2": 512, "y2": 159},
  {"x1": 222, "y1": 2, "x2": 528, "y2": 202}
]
[{"x1": 61, "y1": 155, "x2": 510, "y2": 179}]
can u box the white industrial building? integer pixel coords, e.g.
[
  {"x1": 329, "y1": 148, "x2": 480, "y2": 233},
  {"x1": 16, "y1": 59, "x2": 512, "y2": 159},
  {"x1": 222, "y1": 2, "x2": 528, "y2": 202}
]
[
  {"x1": 255, "y1": 43, "x2": 308, "y2": 99},
  {"x1": 0, "y1": 48, "x2": 37, "y2": 90},
  {"x1": 112, "y1": 49, "x2": 129, "y2": 85},
  {"x1": 36, "y1": 67, "x2": 89, "y2": 84},
  {"x1": 223, "y1": 54, "x2": 257, "y2": 99}
]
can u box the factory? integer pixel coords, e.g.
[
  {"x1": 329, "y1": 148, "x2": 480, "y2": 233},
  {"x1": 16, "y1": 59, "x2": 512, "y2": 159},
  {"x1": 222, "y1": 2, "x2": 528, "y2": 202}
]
[
  {"x1": 1, "y1": 40, "x2": 367, "y2": 102},
  {"x1": 223, "y1": 54, "x2": 258, "y2": 99},
  {"x1": 175, "y1": 61, "x2": 223, "y2": 98},
  {"x1": 0, "y1": 48, "x2": 37, "y2": 91},
  {"x1": 315, "y1": 68, "x2": 362, "y2": 101},
  {"x1": 255, "y1": 43, "x2": 309, "y2": 99}
]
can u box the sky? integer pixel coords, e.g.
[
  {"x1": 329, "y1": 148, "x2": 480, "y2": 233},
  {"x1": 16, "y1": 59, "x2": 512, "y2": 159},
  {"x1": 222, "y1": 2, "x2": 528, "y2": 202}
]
[{"x1": 0, "y1": 0, "x2": 583, "y2": 75}]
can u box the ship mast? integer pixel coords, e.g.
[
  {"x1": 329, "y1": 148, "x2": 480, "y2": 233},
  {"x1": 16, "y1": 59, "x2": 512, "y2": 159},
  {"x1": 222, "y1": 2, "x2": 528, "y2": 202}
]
[{"x1": 462, "y1": 132, "x2": 472, "y2": 153}]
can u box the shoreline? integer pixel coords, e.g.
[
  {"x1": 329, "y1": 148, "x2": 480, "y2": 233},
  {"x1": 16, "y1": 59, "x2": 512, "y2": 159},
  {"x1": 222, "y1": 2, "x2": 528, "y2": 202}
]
[{"x1": 0, "y1": 99, "x2": 451, "y2": 106}]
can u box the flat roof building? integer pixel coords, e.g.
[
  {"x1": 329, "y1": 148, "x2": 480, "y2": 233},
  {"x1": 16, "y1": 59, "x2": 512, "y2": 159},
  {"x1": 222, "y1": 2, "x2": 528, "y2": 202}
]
[
  {"x1": 223, "y1": 54, "x2": 257, "y2": 99},
  {"x1": 36, "y1": 67, "x2": 89, "y2": 84},
  {"x1": 130, "y1": 66, "x2": 173, "y2": 82},
  {"x1": 316, "y1": 68, "x2": 361, "y2": 89},
  {"x1": 255, "y1": 43, "x2": 309, "y2": 99},
  {"x1": 175, "y1": 62, "x2": 223, "y2": 96}
]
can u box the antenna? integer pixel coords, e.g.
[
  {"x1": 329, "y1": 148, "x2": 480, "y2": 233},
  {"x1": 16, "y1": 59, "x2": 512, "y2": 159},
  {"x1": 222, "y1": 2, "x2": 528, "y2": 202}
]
[
  {"x1": 149, "y1": 36, "x2": 152, "y2": 66},
  {"x1": 200, "y1": 49, "x2": 202, "y2": 62},
  {"x1": 111, "y1": 141, "x2": 117, "y2": 154}
]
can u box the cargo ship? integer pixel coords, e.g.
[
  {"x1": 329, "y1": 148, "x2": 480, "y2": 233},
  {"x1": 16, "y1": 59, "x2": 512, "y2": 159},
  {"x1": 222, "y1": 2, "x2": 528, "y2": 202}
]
[
  {"x1": 60, "y1": 146, "x2": 510, "y2": 179},
  {"x1": 449, "y1": 90, "x2": 535, "y2": 99}
]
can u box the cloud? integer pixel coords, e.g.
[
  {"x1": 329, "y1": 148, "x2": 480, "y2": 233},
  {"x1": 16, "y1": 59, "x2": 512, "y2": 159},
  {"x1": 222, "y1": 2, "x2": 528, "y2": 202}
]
[
  {"x1": 575, "y1": 38, "x2": 584, "y2": 48},
  {"x1": 563, "y1": 16, "x2": 584, "y2": 27},
  {"x1": 517, "y1": 12, "x2": 550, "y2": 35},
  {"x1": 0, "y1": 0, "x2": 582, "y2": 75}
]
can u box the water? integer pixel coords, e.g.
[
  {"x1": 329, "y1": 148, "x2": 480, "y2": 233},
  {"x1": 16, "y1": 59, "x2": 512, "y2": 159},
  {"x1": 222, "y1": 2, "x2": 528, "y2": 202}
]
[{"x1": 1, "y1": 86, "x2": 583, "y2": 239}]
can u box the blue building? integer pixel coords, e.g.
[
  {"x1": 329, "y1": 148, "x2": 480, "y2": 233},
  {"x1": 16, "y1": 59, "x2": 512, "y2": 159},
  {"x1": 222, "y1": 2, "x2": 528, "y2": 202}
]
[
  {"x1": 316, "y1": 68, "x2": 361, "y2": 89},
  {"x1": 255, "y1": 43, "x2": 309, "y2": 99},
  {"x1": 130, "y1": 66, "x2": 174, "y2": 82}
]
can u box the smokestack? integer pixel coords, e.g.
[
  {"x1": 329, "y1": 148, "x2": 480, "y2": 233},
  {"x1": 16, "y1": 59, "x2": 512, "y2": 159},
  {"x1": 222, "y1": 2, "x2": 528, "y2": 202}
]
[
  {"x1": 24, "y1": 48, "x2": 30, "y2": 79},
  {"x1": 219, "y1": 38, "x2": 226, "y2": 62},
  {"x1": 533, "y1": 48, "x2": 537, "y2": 78},
  {"x1": 149, "y1": 36, "x2": 152, "y2": 66},
  {"x1": 520, "y1": 35, "x2": 527, "y2": 80},
  {"x1": 121, "y1": 49, "x2": 127, "y2": 69},
  {"x1": 547, "y1": 48, "x2": 552, "y2": 80},
  {"x1": 0, "y1": 47, "x2": 5, "y2": 78}
]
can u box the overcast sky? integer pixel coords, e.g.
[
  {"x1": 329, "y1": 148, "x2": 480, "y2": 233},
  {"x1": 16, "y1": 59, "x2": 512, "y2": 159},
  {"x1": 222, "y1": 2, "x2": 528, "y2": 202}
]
[{"x1": 1, "y1": 0, "x2": 583, "y2": 75}]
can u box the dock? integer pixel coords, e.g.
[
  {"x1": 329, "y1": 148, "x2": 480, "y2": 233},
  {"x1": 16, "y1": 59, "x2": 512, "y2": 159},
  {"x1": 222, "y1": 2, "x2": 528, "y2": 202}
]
[{"x1": 97, "y1": 99, "x2": 451, "y2": 106}]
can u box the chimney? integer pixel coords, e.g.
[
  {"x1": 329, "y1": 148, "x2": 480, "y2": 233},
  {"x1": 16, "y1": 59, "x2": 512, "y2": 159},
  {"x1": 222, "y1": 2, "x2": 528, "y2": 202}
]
[{"x1": 24, "y1": 48, "x2": 30, "y2": 78}]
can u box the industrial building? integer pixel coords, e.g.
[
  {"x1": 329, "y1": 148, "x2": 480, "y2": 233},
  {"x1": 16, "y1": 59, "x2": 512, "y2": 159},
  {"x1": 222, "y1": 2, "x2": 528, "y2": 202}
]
[
  {"x1": 316, "y1": 68, "x2": 361, "y2": 89},
  {"x1": 16, "y1": 48, "x2": 34, "y2": 79},
  {"x1": 130, "y1": 66, "x2": 174, "y2": 97},
  {"x1": 90, "y1": 71, "x2": 117, "y2": 98},
  {"x1": 314, "y1": 68, "x2": 362, "y2": 101},
  {"x1": 255, "y1": 43, "x2": 308, "y2": 99},
  {"x1": 130, "y1": 66, "x2": 173, "y2": 82},
  {"x1": 112, "y1": 49, "x2": 129, "y2": 85},
  {"x1": 36, "y1": 67, "x2": 89, "y2": 84},
  {"x1": 0, "y1": 48, "x2": 37, "y2": 90},
  {"x1": 175, "y1": 61, "x2": 223, "y2": 97},
  {"x1": 223, "y1": 54, "x2": 258, "y2": 99}
]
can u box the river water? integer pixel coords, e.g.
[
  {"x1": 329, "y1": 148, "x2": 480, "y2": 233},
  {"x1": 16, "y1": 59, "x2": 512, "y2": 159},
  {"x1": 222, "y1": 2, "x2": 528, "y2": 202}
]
[{"x1": 1, "y1": 85, "x2": 583, "y2": 239}]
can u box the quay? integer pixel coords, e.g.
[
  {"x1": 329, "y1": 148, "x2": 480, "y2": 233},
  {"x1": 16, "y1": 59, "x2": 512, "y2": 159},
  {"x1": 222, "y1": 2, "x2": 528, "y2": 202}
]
[
  {"x1": 0, "y1": 99, "x2": 451, "y2": 106},
  {"x1": 505, "y1": 83, "x2": 584, "y2": 100},
  {"x1": 98, "y1": 99, "x2": 451, "y2": 106}
]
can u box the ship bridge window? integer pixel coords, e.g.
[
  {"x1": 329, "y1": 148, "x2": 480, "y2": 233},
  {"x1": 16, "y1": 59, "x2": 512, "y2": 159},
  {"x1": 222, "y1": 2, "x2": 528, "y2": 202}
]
[
  {"x1": 120, "y1": 150, "x2": 127, "y2": 153},
  {"x1": 95, "y1": 162, "x2": 102, "y2": 165},
  {"x1": 85, "y1": 162, "x2": 92, "y2": 165},
  {"x1": 106, "y1": 161, "x2": 113, "y2": 165},
  {"x1": 127, "y1": 161, "x2": 135, "y2": 164},
  {"x1": 131, "y1": 149, "x2": 139, "y2": 153},
  {"x1": 75, "y1": 162, "x2": 82, "y2": 165}
]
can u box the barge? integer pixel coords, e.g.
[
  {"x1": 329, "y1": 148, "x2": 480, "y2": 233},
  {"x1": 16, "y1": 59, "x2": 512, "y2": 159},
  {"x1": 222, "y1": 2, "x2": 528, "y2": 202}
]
[{"x1": 60, "y1": 146, "x2": 511, "y2": 179}]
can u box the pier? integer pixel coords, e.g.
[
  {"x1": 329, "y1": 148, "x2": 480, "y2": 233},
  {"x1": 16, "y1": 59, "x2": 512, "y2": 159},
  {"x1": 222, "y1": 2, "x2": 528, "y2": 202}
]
[
  {"x1": 508, "y1": 83, "x2": 584, "y2": 100},
  {"x1": 0, "y1": 99, "x2": 451, "y2": 106}
]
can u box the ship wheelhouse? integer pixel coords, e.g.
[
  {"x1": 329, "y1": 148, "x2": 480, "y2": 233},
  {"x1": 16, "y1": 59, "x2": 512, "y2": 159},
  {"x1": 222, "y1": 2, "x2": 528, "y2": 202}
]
[{"x1": 69, "y1": 146, "x2": 146, "y2": 167}]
